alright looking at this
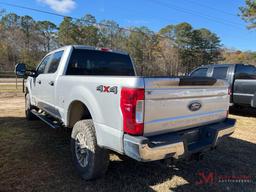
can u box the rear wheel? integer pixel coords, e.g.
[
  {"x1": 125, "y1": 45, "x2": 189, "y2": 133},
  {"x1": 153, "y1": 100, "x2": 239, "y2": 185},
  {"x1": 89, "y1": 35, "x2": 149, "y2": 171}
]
[
  {"x1": 25, "y1": 93, "x2": 37, "y2": 120},
  {"x1": 71, "y1": 120, "x2": 109, "y2": 180}
]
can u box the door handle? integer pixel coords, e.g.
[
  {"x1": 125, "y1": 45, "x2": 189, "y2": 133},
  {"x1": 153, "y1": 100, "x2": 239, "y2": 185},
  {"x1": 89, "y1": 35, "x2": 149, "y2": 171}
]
[
  {"x1": 37, "y1": 80, "x2": 41, "y2": 84},
  {"x1": 49, "y1": 81, "x2": 54, "y2": 86}
]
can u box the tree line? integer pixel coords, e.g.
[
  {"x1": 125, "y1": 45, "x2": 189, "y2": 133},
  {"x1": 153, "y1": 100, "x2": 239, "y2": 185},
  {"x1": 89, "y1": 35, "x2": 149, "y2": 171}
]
[
  {"x1": 0, "y1": 10, "x2": 254, "y2": 76},
  {"x1": 221, "y1": 49, "x2": 256, "y2": 65},
  {"x1": 240, "y1": 0, "x2": 256, "y2": 29}
]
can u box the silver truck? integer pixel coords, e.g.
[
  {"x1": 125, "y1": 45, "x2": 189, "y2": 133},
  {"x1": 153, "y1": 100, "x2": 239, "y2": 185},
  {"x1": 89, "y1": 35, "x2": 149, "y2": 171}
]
[{"x1": 15, "y1": 45, "x2": 236, "y2": 180}]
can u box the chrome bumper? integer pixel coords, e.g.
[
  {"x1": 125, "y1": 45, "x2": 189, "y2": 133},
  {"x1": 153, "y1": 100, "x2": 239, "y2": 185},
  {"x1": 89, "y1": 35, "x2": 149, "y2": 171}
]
[{"x1": 124, "y1": 118, "x2": 236, "y2": 162}]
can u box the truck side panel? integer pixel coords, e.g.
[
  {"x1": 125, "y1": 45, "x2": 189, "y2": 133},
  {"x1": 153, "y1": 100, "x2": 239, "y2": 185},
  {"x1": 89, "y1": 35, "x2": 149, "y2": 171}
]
[{"x1": 55, "y1": 76, "x2": 144, "y2": 153}]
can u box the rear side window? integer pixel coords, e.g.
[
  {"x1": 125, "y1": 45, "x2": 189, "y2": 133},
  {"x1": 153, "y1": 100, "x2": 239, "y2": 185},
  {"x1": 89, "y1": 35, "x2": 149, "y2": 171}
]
[
  {"x1": 46, "y1": 51, "x2": 64, "y2": 74},
  {"x1": 66, "y1": 49, "x2": 135, "y2": 76},
  {"x1": 212, "y1": 67, "x2": 228, "y2": 79},
  {"x1": 190, "y1": 68, "x2": 208, "y2": 77}
]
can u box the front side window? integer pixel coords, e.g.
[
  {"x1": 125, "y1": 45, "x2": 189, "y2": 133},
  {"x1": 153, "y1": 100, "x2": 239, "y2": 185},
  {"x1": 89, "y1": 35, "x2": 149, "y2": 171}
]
[
  {"x1": 66, "y1": 49, "x2": 135, "y2": 76},
  {"x1": 212, "y1": 67, "x2": 228, "y2": 79},
  {"x1": 190, "y1": 68, "x2": 208, "y2": 77},
  {"x1": 37, "y1": 55, "x2": 51, "y2": 75},
  {"x1": 46, "y1": 51, "x2": 64, "y2": 74}
]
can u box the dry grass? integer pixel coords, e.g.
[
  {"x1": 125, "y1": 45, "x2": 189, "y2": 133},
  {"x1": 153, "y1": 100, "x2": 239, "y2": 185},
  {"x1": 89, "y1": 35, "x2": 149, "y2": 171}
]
[
  {"x1": 0, "y1": 84, "x2": 23, "y2": 93},
  {"x1": 0, "y1": 94, "x2": 256, "y2": 192}
]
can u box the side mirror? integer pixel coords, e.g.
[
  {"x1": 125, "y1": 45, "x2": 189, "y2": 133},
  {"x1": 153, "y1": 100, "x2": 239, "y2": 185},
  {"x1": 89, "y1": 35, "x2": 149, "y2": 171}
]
[{"x1": 15, "y1": 63, "x2": 26, "y2": 77}]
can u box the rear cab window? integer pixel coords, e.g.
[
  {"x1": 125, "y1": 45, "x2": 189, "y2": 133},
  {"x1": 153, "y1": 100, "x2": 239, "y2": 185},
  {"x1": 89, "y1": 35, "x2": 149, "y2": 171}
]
[
  {"x1": 66, "y1": 49, "x2": 135, "y2": 76},
  {"x1": 235, "y1": 65, "x2": 256, "y2": 79},
  {"x1": 212, "y1": 67, "x2": 228, "y2": 79},
  {"x1": 190, "y1": 68, "x2": 208, "y2": 77}
]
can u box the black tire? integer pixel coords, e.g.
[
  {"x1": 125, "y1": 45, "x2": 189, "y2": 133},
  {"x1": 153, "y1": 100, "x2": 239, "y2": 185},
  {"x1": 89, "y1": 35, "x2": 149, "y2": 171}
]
[
  {"x1": 25, "y1": 93, "x2": 37, "y2": 120},
  {"x1": 71, "y1": 120, "x2": 109, "y2": 180}
]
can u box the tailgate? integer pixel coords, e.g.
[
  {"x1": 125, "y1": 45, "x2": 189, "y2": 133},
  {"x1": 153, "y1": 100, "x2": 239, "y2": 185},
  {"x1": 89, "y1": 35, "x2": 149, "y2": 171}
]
[{"x1": 143, "y1": 77, "x2": 229, "y2": 136}]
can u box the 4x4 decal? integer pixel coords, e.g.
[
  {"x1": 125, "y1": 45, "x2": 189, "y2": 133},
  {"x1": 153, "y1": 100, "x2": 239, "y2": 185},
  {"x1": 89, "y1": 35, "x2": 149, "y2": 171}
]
[{"x1": 97, "y1": 85, "x2": 118, "y2": 94}]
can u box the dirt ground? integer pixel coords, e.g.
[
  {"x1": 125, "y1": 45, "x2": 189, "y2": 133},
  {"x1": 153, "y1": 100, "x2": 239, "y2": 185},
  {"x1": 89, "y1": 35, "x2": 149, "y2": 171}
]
[{"x1": 0, "y1": 94, "x2": 256, "y2": 192}]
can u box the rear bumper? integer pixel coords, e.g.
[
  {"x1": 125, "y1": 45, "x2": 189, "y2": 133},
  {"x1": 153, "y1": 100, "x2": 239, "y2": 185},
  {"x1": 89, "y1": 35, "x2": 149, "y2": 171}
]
[{"x1": 123, "y1": 118, "x2": 236, "y2": 162}]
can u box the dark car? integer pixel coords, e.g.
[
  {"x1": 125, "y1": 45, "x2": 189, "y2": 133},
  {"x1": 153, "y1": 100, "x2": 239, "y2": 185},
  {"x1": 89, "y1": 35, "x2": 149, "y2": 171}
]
[{"x1": 190, "y1": 64, "x2": 256, "y2": 108}]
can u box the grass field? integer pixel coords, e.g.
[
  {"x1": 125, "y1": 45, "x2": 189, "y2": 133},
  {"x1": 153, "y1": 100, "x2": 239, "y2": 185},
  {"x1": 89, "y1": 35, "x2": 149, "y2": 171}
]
[
  {"x1": 0, "y1": 84, "x2": 23, "y2": 93},
  {"x1": 0, "y1": 77, "x2": 24, "y2": 93},
  {"x1": 0, "y1": 94, "x2": 256, "y2": 192}
]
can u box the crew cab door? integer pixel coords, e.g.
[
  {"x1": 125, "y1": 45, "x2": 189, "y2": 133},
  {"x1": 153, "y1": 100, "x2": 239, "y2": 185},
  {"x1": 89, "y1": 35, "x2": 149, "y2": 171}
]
[
  {"x1": 31, "y1": 54, "x2": 52, "y2": 104},
  {"x1": 34, "y1": 50, "x2": 64, "y2": 116}
]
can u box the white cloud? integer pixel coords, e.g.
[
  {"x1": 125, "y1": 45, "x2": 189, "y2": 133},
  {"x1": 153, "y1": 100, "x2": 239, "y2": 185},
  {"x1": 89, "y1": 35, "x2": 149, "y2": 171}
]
[{"x1": 38, "y1": 0, "x2": 76, "y2": 13}]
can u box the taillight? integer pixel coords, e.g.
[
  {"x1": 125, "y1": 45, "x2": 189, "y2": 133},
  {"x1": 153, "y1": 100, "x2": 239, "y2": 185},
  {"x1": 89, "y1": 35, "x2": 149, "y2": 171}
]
[
  {"x1": 120, "y1": 88, "x2": 144, "y2": 135},
  {"x1": 228, "y1": 87, "x2": 232, "y2": 96},
  {"x1": 100, "y1": 48, "x2": 110, "y2": 52},
  {"x1": 227, "y1": 87, "x2": 231, "y2": 118}
]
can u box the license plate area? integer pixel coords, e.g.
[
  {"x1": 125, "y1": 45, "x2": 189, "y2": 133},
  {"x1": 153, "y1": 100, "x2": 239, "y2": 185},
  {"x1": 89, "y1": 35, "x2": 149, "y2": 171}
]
[
  {"x1": 179, "y1": 126, "x2": 217, "y2": 152},
  {"x1": 183, "y1": 129, "x2": 201, "y2": 145}
]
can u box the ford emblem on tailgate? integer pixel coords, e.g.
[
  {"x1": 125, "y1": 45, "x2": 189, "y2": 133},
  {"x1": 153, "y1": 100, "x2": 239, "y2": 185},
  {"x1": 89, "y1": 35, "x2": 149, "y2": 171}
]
[{"x1": 188, "y1": 101, "x2": 202, "y2": 112}]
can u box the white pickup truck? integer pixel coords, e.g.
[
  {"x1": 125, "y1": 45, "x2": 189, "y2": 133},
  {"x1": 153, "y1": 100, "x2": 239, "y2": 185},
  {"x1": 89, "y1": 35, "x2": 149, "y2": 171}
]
[{"x1": 15, "y1": 45, "x2": 236, "y2": 180}]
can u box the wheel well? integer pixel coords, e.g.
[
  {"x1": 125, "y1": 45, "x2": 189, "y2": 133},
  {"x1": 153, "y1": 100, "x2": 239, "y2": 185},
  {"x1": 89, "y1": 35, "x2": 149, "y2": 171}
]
[{"x1": 68, "y1": 101, "x2": 92, "y2": 128}]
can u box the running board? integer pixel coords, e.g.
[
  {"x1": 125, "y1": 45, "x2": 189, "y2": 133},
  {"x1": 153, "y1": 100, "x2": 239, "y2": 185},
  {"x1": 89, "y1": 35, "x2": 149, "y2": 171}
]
[{"x1": 31, "y1": 109, "x2": 61, "y2": 129}]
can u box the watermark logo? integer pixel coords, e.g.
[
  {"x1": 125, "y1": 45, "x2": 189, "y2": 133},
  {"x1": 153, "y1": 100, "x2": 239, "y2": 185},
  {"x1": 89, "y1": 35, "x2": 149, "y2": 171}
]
[
  {"x1": 196, "y1": 171, "x2": 215, "y2": 185},
  {"x1": 195, "y1": 170, "x2": 255, "y2": 185}
]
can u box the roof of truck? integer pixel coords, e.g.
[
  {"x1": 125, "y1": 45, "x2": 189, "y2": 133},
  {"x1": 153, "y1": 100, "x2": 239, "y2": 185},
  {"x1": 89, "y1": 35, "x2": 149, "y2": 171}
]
[
  {"x1": 199, "y1": 63, "x2": 255, "y2": 68},
  {"x1": 69, "y1": 45, "x2": 129, "y2": 55}
]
